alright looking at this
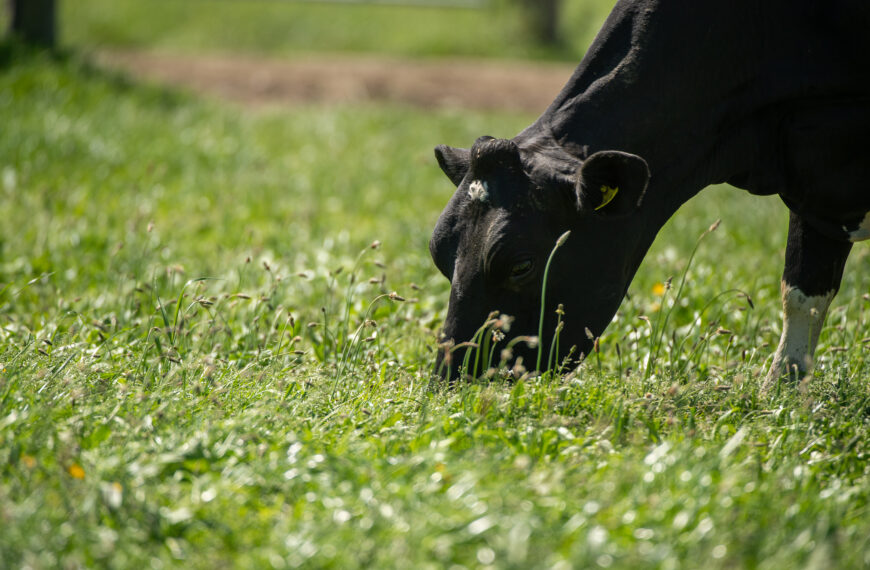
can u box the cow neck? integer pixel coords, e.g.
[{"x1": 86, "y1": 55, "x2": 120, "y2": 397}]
[
  {"x1": 517, "y1": 0, "x2": 771, "y2": 233},
  {"x1": 519, "y1": 0, "x2": 869, "y2": 231}
]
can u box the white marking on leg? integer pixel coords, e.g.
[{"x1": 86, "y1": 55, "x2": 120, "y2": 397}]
[
  {"x1": 843, "y1": 211, "x2": 870, "y2": 242},
  {"x1": 765, "y1": 282, "x2": 834, "y2": 388}
]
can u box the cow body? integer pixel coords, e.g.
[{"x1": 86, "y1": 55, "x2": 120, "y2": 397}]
[{"x1": 430, "y1": 0, "x2": 870, "y2": 388}]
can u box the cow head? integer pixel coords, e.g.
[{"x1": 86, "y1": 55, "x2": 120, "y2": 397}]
[{"x1": 430, "y1": 136, "x2": 650, "y2": 381}]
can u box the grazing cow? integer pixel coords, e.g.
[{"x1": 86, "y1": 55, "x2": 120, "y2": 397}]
[{"x1": 429, "y1": 0, "x2": 870, "y2": 389}]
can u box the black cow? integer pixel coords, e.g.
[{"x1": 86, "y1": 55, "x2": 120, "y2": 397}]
[{"x1": 430, "y1": 0, "x2": 870, "y2": 389}]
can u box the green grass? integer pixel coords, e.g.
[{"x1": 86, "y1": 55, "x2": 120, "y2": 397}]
[
  {"x1": 1, "y1": 46, "x2": 869, "y2": 568},
  {"x1": 56, "y1": 0, "x2": 615, "y2": 61}
]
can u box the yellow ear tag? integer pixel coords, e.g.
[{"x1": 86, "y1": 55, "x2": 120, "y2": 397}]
[{"x1": 595, "y1": 185, "x2": 619, "y2": 210}]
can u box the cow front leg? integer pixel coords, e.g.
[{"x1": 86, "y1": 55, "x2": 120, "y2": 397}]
[{"x1": 762, "y1": 212, "x2": 852, "y2": 392}]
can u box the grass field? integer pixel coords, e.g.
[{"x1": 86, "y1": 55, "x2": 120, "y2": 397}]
[
  {"x1": 57, "y1": 0, "x2": 615, "y2": 61},
  {"x1": 1, "y1": 45, "x2": 869, "y2": 568}
]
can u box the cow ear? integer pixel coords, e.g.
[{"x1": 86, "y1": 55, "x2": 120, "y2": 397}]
[
  {"x1": 435, "y1": 145, "x2": 471, "y2": 187},
  {"x1": 576, "y1": 151, "x2": 650, "y2": 215}
]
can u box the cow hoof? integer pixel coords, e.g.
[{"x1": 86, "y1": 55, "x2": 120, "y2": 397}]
[{"x1": 761, "y1": 356, "x2": 809, "y2": 395}]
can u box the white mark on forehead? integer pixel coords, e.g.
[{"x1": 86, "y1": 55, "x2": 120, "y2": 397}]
[
  {"x1": 467, "y1": 179, "x2": 489, "y2": 202},
  {"x1": 843, "y1": 211, "x2": 870, "y2": 242}
]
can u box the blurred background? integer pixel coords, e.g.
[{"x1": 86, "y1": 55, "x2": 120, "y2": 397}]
[
  {"x1": 7, "y1": 0, "x2": 615, "y2": 58},
  {"x1": 3, "y1": 0, "x2": 618, "y2": 111}
]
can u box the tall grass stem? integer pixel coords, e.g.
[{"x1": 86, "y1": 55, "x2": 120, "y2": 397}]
[{"x1": 537, "y1": 231, "x2": 571, "y2": 374}]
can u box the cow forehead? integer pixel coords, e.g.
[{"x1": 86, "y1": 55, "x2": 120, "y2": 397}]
[
  {"x1": 459, "y1": 172, "x2": 539, "y2": 217},
  {"x1": 483, "y1": 209, "x2": 510, "y2": 243},
  {"x1": 456, "y1": 208, "x2": 511, "y2": 259}
]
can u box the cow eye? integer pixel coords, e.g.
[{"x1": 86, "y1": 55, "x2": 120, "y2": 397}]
[{"x1": 510, "y1": 260, "x2": 534, "y2": 278}]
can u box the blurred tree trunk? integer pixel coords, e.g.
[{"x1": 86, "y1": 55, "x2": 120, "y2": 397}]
[
  {"x1": 521, "y1": 0, "x2": 559, "y2": 45},
  {"x1": 10, "y1": 0, "x2": 56, "y2": 46}
]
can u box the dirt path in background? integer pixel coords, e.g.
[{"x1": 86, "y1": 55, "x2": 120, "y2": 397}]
[{"x1": 95, "y1": 51, "x2": 577, "y2": 113}]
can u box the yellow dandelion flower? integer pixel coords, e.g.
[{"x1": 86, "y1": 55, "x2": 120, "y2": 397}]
[
  {"x1": 652, "y1": 282, "x2": 666, "y2": 296},
  {"x1": 68, "y1": 463, "x2": 85, "y2": 479}
]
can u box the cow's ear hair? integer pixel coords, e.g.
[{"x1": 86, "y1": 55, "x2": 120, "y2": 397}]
[
  {"x1": 576, "y1": 151, "x2": 650, "y2": 215},
  {"x1": 435, "y1": 145, "x2": 471, "y2": 187}
]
